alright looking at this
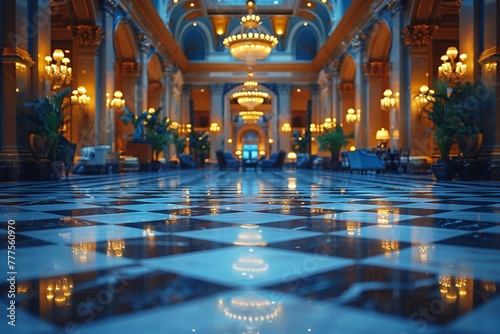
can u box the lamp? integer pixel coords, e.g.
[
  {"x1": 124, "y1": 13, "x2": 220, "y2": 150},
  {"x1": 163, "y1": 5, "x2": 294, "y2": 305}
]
[
  {"x1": 239, "y1": 110, "x2": 263, "y2": 122},
  {"x1": 223, "y1": 0, "x2": 278, "y2": 66},
  {"x1": 380, "y1": 89, "x2": 397, "y2": 111},
  {"x1": 415, "y1": 85, "x2": 435, "y2": 113},
  {"x1": 281, "y1": 122, "x2": 291, "y2": 132},
  {"x1": 110, "y1": 90, "x2": 125, "y2": 109},
  {"x1": 438, "y1": 46, "x2": 467, "y2": 86},
  {"x1": 44, "y1": 49, "x2": 72, "y2": 90},
  {"x1": 323, "y1": 118, "x2": 335, "y2": 130},
  {"x1": 210, "y1": 122, "x2": 221, "y2": 132},
  {"x1": 375, "y1": 128, "x2": 390, "y2": 148},
  {"x1": 71, "y1": 86, "x2": 90, "y2": 105},
  {"x1": 346, "y1": 108, "x2": 361, "y2": 123}
]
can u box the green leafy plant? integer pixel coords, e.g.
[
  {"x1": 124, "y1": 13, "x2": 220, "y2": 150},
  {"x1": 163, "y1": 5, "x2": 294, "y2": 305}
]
[
  {"x1": 23, "y1": 87, "x2": 71, "y2": 161},
  {"x1": 317, "y1": 125, "x2": 354, "y2": 169},
  {"x1": 422, "y1": 79, "x2": 490, "y2": 160}
]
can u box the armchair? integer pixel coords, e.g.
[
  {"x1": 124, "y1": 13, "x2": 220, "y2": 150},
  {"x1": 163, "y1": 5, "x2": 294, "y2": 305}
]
[
  {"x1": 74, "y1": 145, "x2": 110, "y2": 174},
  {"x1": 260, "y1": 150, "x2": 286, "y2": 170},
  {"x1": 216, "y1": 150, "x2": 240, "y2": 170}
]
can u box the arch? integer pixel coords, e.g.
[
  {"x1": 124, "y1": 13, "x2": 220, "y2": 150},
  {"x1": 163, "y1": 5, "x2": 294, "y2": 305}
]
[
  {"x1": 365, "y1": 20, "x2": 392, "y2": 61},
  {"x1": 148, "y1": 53, "x2": 163, "y2": 83},
  {"x1": 182, "y1": 25, "x2": 207, "y2": 60},
  {"x1": 339, "y1": 53, "x2": 355, "y2": 82},
  {"x1": 294, "y1": 26, "x2": 318, "y2": 61},
  {"x1": 114, "y1": 20, "x2": 139, "y2": 61},
  {"x1": 287, "y1": 21, "x2": 322, "y2": 55}
]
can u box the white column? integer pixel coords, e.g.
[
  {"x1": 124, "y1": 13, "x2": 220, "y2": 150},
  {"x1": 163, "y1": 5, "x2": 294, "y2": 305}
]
[
  {"x1": 136, "y1": 33, "x2": 149, "y2": 114},
  {"x1": 209, "y1": 83, "x2": 224, "y2": 159},
  {"x1": 277, "y1": 83, "x2": 292, "y2": 153},
  {"x1": 351, "y1": 34, "x2": 368, "y2": 148}
]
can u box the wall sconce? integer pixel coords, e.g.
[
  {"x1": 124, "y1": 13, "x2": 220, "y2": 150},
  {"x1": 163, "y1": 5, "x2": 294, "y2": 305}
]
[
  {"x1": 110, "y1": 90, "x2": 125, "y2": 109},
  {"x1": 44, "y1": 49, "x2": 72, "y2": 90},
  {"x1": 281, "y1": 122, "x2": 291, "y2": 132},
  {"x1": 438, "y1": 46, "x2": 467, "y2": 86},
  {"x1": 210, "y1": 122, "x2": 221, "y2": 132},
  {"x1": 380, "y1": 89, "x2": 397, "y2": 111},
  {"x1": 71, "y1": 86, "x2": 90, "y2": 105},
  {"x1": 414, "y1": 85, "x2": 435, "y2": 114},
  {"x1": 375, "y1": 128, "x2": 390, "y2": 148},
  {"x1": 346, "y1": 108, "x2": 361, "y2": 123}
]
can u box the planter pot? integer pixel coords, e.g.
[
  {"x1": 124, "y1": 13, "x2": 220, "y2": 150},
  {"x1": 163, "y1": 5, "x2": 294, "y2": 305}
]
[
  {"x1": 28, "y1": 133, "x2": 54, "y2": 160},
  {"x1": 457, "y1": 133, "x2": 483, "y2": 159},
  {"x1": 431, "y1": 160, "x2": 457, "y2": 181}
]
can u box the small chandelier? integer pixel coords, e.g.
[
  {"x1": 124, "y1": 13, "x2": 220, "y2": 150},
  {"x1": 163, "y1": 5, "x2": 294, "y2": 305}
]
[
  {"x1": 415, "y1": 85, "x2": 435, "y2": 112},
  {"x1": 281, "y1": 122, "x2": 291, "y2": 132},
  {"x1": 438, "y1": 46, "x2": 467, "y2": 86},
  {"x1": 239, "y1": 110, "x2": 263, "y2": 122},
  {"x1": 71, "y1": 86, "x2": 90, "y2": 105},
  {"x1": 346, "y1": 108, "x2": 361, "y2": 123},
  {"x1": 223, "y1": 0, "x2": 278, "y2": 66},
  {"x1": 44, "y1": 49, "x2": 72, "y2": 90},
  {"x1": 110, "y1": 90, "x2": 126, "y2": 109},
  {"x1": 380, "y1": 89, "x2": 396, "y2": 111},
  {"x1": 233, "y1": 77, "x2": 269, "y2": 110}
]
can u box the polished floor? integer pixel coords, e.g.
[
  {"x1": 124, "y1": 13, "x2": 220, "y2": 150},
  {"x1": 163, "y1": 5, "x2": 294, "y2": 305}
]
[{"x1": 1, "y1": 168, "x2": 499, "y2": 334}]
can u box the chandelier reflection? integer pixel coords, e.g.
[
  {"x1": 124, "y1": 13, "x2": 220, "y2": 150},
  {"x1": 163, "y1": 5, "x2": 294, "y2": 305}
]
[
  {"x1": 106, "y1": 239, "x2": 125, "y2": 257},
  {"x1": 223, "y1": 0, "x2": 278, "y2": 65},
  {"x1": 44, "y1": 49, "x2": 72, "y2": 89},
  {"x1": 234, "y1": 224, "x2": 267, "y2": 246},
  {"x1": 45, "y1": 275, "x2": 73, "y2": 306},
  {"x1": 223, "y1": 291, "x2": 280, "y2": 325}
]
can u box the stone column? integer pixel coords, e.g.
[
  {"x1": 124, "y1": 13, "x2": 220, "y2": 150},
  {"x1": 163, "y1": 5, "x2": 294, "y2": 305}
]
[
  {"x1": 0, "y1": 1, "x2": 36, "y2": 180},
  {"x1": 162, "y1": 62, "x2": 174, "y2": 119},
  {"x1": 402, "y1": 24, "x2": 437, "y2": 157},
  {"x1": 136, "y1": 33, "x2": 150, "y2": 114},
  {"x1": 388, "y1": 1, "x2": 405, "y2": 151},
  {"x1": 351, "y1": 33, "x2": 368, "y2": 148},
  {"x1": 338, "y1": 81, "x2": 355, "y2": 134},
  {"x1": 328, "y1": 60, "x2": 341, "y2": 123},
  {"x1": 309, "y1": 83, "x2": 321, "y2": 154},
  {"x1": 68, "y1": 25, "x2": 105, "y2": 147},
  {"x1": 181, "y1": 84, "x2": 191, "y2": 125},
  {"x1": 100, "y1": 0, "x2": 118, "y2": 152},
  {"x1": 277, "y1": 83, "x2": 292, "y2": 153},
  {"x1": 209, "y1": 83, "x2": 224, "y2": 159},
  {"x1": 363, "y1": 61, "x2": 390, "y2": 148},
  {"x1": 477, "y1": 0, "x2": 499, "y2": 162}
]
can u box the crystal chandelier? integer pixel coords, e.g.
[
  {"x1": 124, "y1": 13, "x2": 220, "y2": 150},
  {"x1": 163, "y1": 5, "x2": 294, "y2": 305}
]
[
  {"x1": 438, "y1": 46, "x2": 467, "y2": 86},
  {"x1": 223, "y1": 0, "x2": 278, "y2": 66},
  {"x1": 44, "y1": 49, "x2": 72, "y2": 90},
  {"x1": 239, "y1": 110, "x2": 263, "y2": 122},
  {"x1": 233, "y1": 89, "x2": 269, "y2": 110}
]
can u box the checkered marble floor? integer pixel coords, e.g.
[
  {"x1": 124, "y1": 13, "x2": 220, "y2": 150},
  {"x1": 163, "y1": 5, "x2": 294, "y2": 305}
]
[{"x1": 1, "y1": 169, "x2": 499, "y2": 334}]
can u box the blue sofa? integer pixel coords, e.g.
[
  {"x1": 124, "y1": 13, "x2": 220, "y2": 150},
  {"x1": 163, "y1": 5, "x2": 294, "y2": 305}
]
[{"x1": 345, "y1": 149, "x2": 385, "y2": 173}]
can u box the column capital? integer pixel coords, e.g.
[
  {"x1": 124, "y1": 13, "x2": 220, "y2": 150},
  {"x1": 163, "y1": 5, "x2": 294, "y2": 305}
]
[
  {"x1": 99, "y1": 0, "x2": 119, "y2": 14},
  {"x1": 325, "y1": 59, "x2": 341, "y2": 78},
  {"x1": 277, "y1": 83, "x2": 292, "y2": 95},
  {"x1": 137, "y1": 32, "x2": 151, "y2": 51},
  {"x1": 401, "y1": 24, "x2": 438, "y2": 48},
  {"x1": 338, "y1": 81, "x2": 355, "y2": 98},
  {"x1": 209, "y1": 83, "x2": 225, "y2": 95},
  {"x1": 363, "y1": 61, "x2": 390, "y2": 78},
  {"x1": 351, "y1": 33, "x2": 367, "y2": 51},
  {"x1": 162, "y1": 61, "x2": 177, "y2": 77},
  {"x1": 68, "y1": 25, "x2": 104, "y2": 47},
  {"x1": 387, "y1": 0, "x2": 404, "y2": 15},
  {"x1": 116, "y1": 61, "x2": 141, "y2": 77}
]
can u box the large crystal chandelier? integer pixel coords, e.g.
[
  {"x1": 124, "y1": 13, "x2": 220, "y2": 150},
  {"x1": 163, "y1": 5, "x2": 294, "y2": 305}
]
[
  {"x1": 223, "y1": 0, "x2": 278, "y2": 66},
  {"x1": 44, "y1": 49, "x2": 72, "y2": 90}
]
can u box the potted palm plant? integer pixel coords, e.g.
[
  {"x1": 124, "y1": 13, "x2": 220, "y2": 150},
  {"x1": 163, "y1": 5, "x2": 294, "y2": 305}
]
[
  {"x1": 23, "y1": 87, "x2": 75, "y2": 180},
  {"x1": 317, "y1": 124, "x2": 354, "y2": 170},
  {"x1": 421, "y1": 80, "x2": 461, "y2": 180}
]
